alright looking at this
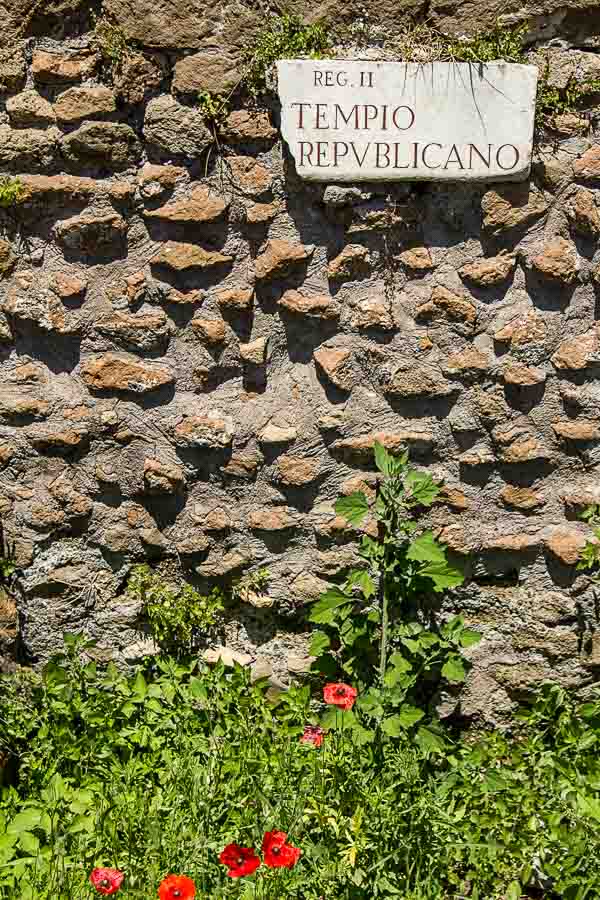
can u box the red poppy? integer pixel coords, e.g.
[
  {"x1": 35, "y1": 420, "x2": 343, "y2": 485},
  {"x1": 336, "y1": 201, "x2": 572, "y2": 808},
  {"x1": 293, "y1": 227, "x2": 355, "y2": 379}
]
[
  {"x1": 323, "y1": 682, "x2": 357, "y2": 711},
  {"x1": 262, "y1": 830, "x2": 301, "y2": 869},
  {"x1": 90, "y1": 868, "x2": 124, "y2": 895},
  {"x1": 219, "y1": 842, "x2": 261, "y2": 878},
  {"x1": 157, "y1": 874, "x2": 196, "y2": 900},
  {"x1": 300, "y1": 725, "x2": 325, "y2": 748}
]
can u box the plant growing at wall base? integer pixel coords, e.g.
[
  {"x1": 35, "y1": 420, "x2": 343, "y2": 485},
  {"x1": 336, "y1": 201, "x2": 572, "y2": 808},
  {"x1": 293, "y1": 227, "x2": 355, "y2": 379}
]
[
  {"x1": 309, "y1": 442, "x2": 479, "y2": 750},
  {"x1": 125, "y1": 564, "x2": 224, "y2": 654},
  {"x1": 3, "y1": 638, "x2": 600, "y2": 899}
]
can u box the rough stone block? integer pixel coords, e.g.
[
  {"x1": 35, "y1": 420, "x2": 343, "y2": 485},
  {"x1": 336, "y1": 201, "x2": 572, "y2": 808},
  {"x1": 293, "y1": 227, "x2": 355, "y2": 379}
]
[
  {"x1": 54, "y1": 86, "x2": 117, "y2": 124},
  {"x1": 61, "y1": 122, "x2": 141, "y2": 170},
  {"x1": 144, "y1": 95, "x2": 212, "y2": 156},
  {"x1": 6, "y1": 91, "x2": 56, "y2": 128},
  {"x1": 31, "y1": 49, "x2": 98, "y2": 83},
  {"x1": 173, "y1": 51, "x2": 240, "y2": 95},
  {"x1": 80, "y1": 354, "x2": 175, "y2": 394}
]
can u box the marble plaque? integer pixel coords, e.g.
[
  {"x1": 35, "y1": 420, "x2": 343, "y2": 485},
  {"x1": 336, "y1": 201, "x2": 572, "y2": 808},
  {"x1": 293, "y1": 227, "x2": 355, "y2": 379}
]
[{"x1": 277, "y1": 60, "x2": 538, "y2": 182}]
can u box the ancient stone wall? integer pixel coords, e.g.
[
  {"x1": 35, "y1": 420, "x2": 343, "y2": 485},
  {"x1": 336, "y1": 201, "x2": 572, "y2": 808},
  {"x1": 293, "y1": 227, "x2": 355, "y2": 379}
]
[{"x1": 1, "y1": 0, "x2": 600, "y2": 723}]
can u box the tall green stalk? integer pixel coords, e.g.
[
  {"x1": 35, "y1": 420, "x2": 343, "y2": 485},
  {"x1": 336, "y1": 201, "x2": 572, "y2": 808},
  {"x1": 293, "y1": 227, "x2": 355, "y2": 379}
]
[{"x1": 377, "y1": 480, "x2": 389, "y2": 686}]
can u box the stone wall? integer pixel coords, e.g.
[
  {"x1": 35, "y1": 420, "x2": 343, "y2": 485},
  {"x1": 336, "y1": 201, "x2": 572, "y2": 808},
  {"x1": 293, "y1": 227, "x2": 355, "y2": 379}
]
[{"x1": 1, "y1": 0, "x2": 600, "y2": 723}]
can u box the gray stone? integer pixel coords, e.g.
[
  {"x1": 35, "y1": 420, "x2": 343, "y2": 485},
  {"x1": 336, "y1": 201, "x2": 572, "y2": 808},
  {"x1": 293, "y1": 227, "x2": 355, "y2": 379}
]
[
  {"x1": 0, "y1": 47, "x2": 26, "y2": 93},
  {"x1": 54, "y1": 86, "x2": 117, "y2": 124},
  {"x1": 173, "y1": 51, "x2": 240, "y2": 95},
  {"x1": 6, "y1": 91, "x2": 56, "y2": 128},
  {"x1": 55, "y1": 212, "x2": 127, "y2": 254},
  {"x1": 144, "y1": 95, "x2": 212, "y2": 157},
  {"x1": 0, "y1": 126, "x2": 57, "y2": 171},
  {"x1": 61, "y1": 122, "x2": 141, "y2": 170}
]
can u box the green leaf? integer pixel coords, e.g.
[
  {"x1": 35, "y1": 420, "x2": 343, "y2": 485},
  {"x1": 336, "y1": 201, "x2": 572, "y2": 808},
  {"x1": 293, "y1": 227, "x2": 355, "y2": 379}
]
[
  {"x1": 415, "y1": 724, "x2": 447, "y2": 754},
  {"x1": 8, "y1": 810, "x2": 42, "y2": 834},
  {"x1": 382, "y1": 705, "x2": 425, "y2": 735},
  {"x1": 441, "y1": 656, "x2": 467, "y2": 683},
  {"x1": 405, "y1": 469, "x2": 440, "y2": 507},
  {"x1": 340, "y1": 617, "x2": 368, "y2": 647},
  {"x1": 70, "y1": 790, "x2": 95, "y2": 815},
  {"x1": 373, "y1": 441, "x2": 393, "y2": 475},
  {"x1": 397, "y1": 705, "x2": 425, "y2": 728},
  {"x1": 356, "y1": 689, "x2": 384, "y2": 718},
  {"x1": 352, "y1": 725, "x2": 375, "y2": 745},
  {"x1": 381, "y1": 715, "x2": 403, "y2": 737},
  {"x1": 407, "y1": 531, "x2": 446, "y2": 564},
  {"x1": 482, "y1": 770, "x2": 508, "y2": 792},
  {"x1": 309, "y1": 588, "x2": 352, "y2": 625},
  {"x1": 400, "y1": 637, "x2": 421, "y2": 653},
  {"x1": 375, "y1": 876, "x2": 404, "y2": 895},
  {"x1": 335, "y1": 492, "x2": 369, "y2": 525},
  {"x1": 353, "y1": 569, "x2": 375, "y2": 599},
  {"x1": 133, "y1": 671, "x2": 147, "y2": 699},
  {"x1": 384, "y1": 654, "x2": 413, "y2": 688},
  {"x1": 577, "y1": 793, "x2": 600, "y2": 823},
  {"x1": 18, "y1": 833, "x2": 39, "y2": 855},
  {"x1": 0, "y1": 833, "x2": 17, "y2": 866},
  {"x1": 309, "y1": 631, "x2": 331, "y2": 656},
  {"x1": 311, "y1": 653, "x2": 339, "y2": 678},
  {"x1": 419, "y1": 560, "x2": 465, "y2": 592},
  {"x1": 41, "y1": 773, "x2": 66, "y2": 804},
  {"x1": 388, "y1": 651, "x2": 412, "y2": 670},
  {"x1": 506, "y1": 882, "x2": 521, "y2": 900},
  {"x1": 240, "y1": 882, "x2": 257, "y2": 900},
  {"x1": 459, "y1": 629, "x2": 483, "y2": 648},
  {"x1": 68, "y1": 813, "x2": 95, "y2": 835},
  {"x1": 320, "y1": 708, "x2": 356, "y2": 730},
  {"x1": 189, "y1": 677, "x2": 207, "y2": 701}
]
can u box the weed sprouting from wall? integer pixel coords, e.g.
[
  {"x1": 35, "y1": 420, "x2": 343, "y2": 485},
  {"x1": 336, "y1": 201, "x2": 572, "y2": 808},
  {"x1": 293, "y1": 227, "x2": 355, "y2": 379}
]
[{"x1": 242, "y1": 14, "x2": 331, "y2": 97}]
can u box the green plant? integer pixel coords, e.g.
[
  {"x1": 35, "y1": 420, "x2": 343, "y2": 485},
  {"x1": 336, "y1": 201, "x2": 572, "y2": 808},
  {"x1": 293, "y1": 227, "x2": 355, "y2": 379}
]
[
  {"x1": 197, "y1": 90, "x2": 232, "y2": 128},
  {"x1": 2, "y1": 637, "x2": 600, "y2": 899},
  {"x1": 308, "y1": 443, "x2": 477, "y2": 752},
  {"x1": 578, "y1": 504, "x2": 600, "y2": 579},
  {"x1": 232, "y1": 567, "x2": 271, "y2": 604},
  {"x1": 125, "y1": 564, "x2": 224, "y2": 653},
  {"x1": 93, "y1": 14, "x2": 131, "y2": 73},
  {"x1": 0, "y1": 177, "x2": 26, "y2": 210},
  {"x1": 382, "y1": 19, "x2": 598, "y2": 134},
  {"x1": 242, "y1": 14, "x2": 331, "y2": 97},
  {"x1": 0, "y1": 518, "x2": 16, "y2": 585},
  {"x1": 386, "y1": 24, "x2": 454, "y2": 63},
  {"x1": 535, "y1": 71, "x2": 600, "y2": 124},
  {"x1": 437, "y1": 684, "x2": 600, "y2": 898},
  {"x1": 449, "y1": 21, "x2": 527, "y2": 64}
]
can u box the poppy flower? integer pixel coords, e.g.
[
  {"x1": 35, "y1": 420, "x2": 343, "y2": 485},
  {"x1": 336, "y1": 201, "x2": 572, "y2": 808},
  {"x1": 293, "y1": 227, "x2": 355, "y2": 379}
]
[
  {"x1": 300, "y1": 725, "x2": 325, "y2": 748},
  {"x1": 219, "y1": 842, "x2": 261, "y2": 877},
  {"x1": 157, "y1": 874, "x2": 196, "y2": 900},
  {"x1": 262, "y1": 830, "x2": 301, "y2": 869},
  {"x1": 90, "y1": 868, "x2": 124, "y2": 895},
  {"x1": 323, "y1": 682, "x2": 357, "y2": 711}
]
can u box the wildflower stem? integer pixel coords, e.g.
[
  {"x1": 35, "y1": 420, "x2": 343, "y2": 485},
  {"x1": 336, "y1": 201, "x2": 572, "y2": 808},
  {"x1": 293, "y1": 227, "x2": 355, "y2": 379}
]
[{"x1": 377, "y1": 479, "x2": 389, "y2": 685}]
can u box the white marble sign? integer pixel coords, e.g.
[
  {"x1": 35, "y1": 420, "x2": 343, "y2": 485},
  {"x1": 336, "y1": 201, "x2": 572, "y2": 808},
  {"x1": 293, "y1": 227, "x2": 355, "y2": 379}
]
[{"x1": 277, "y1": 60, "x2": 538, "y2": 182}]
